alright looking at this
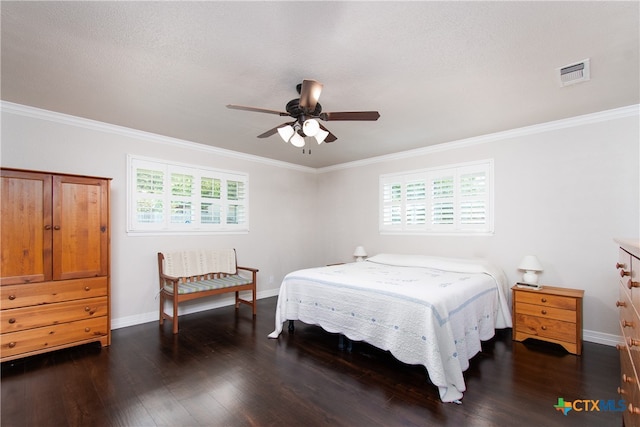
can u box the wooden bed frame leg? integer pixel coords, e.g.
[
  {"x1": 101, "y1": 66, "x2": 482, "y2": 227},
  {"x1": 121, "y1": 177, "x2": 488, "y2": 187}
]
[
  {"x1": 288, "y1": 320, "x2": 295, "y2": 333},
  {"x1": 338, "y1": 335, "x2": 353, "y2": 352}
]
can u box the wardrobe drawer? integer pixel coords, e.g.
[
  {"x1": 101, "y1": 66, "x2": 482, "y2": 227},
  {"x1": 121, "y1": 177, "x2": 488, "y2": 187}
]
[
  {"x1": 0, "y1": 317, "x2": 108, "y2": 359},
  {"x1": 0, "y1": 277, "x2": 107, "y2": 309},
  {"x1": 0, "y1": 296, "x2": 108, "y2": 333}
]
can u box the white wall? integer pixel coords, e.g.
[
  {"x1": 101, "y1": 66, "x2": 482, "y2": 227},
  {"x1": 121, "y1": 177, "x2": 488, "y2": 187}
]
[
  {"x1": 2, "y1": 103, "x2": 638, "y2": 345},
  {"x1": 0, "y1": 105, "x2": 321, "y2": 328},
  {"x1": 316, "y1": 107, "x2": 640, "y2": 344}
]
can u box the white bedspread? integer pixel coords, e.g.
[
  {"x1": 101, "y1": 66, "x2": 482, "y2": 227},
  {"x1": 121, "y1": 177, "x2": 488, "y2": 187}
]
[{"x1": 268, "y1": 254, "x2": 512, "y2": 403}]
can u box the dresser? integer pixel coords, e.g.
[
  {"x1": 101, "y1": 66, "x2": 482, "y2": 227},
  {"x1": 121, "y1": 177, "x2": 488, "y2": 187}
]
[
  {"x1": 0, "y1": 168, "x2": 111, "y2": 362},
  {"x1": 512, "y1": 285, "x2": 584, "y2": 355},
  {"x1": 616, "y1": 238, "x2": 640, "y2": 426}
]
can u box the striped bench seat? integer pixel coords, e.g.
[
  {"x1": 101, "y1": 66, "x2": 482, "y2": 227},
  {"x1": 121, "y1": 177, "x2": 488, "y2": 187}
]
[{"x1": 163, "y1": 275, "x2": 254, "y2": 295}]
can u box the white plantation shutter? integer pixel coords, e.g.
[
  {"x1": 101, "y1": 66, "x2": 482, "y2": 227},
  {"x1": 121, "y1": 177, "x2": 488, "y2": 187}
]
[
  {"x1": 405, "y1": 177, "x2": 427, "y2": 227},
  {"x1": 225, "y1": 179, "x2": 247, "y2": 225},
  {"x1": 380, "y1": 160, "x2": 493, "y2": 235},
  {"x1": 170, "y1": 170, "x2": 195, "y2": 225},
  {"x1": 128, "y1": 155, "x2": 249, "y2": 234},
  {"x1": 459, "y1": 167, "x2": 489, "y2": 228},
  {"x1": 430, "y1": 174, "x2": 455, "y2": 229},
  {"x1": 134, "y1": 165, "x2": 165, "y2": 226},
  {"x1": 381, "y1": 177, "x2": 403, "y2": 229}
]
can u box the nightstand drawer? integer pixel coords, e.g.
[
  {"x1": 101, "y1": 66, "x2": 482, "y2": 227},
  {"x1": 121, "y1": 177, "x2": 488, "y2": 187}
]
[
  {"x1": 516, "y1": 302, "x2": 577, "y2": 323},
  {"x1": 515, "y1": 313, "x2": 577, "y2": 343},
  {"x1": 514, "y1": 291, "x2": 576, "y2": 310}
]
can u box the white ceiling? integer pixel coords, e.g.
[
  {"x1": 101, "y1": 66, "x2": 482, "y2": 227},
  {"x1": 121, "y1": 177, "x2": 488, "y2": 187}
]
[{"x1": 2, "y1": 1, "x2": 638, "y2": 168}]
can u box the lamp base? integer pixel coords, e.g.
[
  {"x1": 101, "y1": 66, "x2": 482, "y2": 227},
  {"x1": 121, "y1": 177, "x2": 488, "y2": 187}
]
[{"x1": 522, "y1": 271, "x2": 539, "y2": 285}]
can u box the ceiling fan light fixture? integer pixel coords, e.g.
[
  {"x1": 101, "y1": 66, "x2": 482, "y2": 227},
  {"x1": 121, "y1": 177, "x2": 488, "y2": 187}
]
[
  {"x1": 302, "y1": 118, "x2": 320, "y2": 137},
  {"x1": 290, "y1": 133, "x2": 305, "y2": 148},
  {"x1": 277, "y1": 125, "x2": 294, "y2": 143},
  {"x1": 314, "y1": 129, "x2": 329, "y2": 144}
]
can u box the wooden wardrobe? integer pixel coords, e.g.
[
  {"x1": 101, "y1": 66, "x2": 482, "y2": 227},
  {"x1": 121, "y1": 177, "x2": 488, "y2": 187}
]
[{"x1": 0, "y1": 168, "x2": 111, "y2": 362}]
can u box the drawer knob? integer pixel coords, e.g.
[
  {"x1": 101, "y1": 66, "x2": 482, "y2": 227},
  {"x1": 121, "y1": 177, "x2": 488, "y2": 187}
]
[
  {"x1": 618, "y1": 386, "x2": 627, "y2": 395},
  {"x1": 629, "y1": 338, "x2": 640, "y2": 347},
  {"x1": 621, "y1": 269, "x2": 631, "y2": 277},
  {"x1": 53, "y1": 225, "x2": 61, "y2": 230},
  {"x1": 617, "y1": 300, "x2": 627, "y2": 307},
  {"x1": 541, "y1": 298, "x2": 547, "y2": 303},
  {"x1": 624, "y1": 373, "x2": 636, "y2": 384},
  {"x1": 84, "y1": 286, "x2": 90, "y2": 291},
  {"x1": 617, "y1": 344, "x2": 626, "y2": 351},
  {"x1": 630, "y1": 281, "x2": 640, "y2": 289},
  {"x1": 84, "y1": 306, "x2": 91, "y2": 312},
  {"x1": 8, "y1": 342, "x2": 16, "y2": 348},
  {"x1": 617, "y1": 262, "x2": 627, "y2": 269},
  {"x1": 623, "y1": 320, "x2": 634, "y2": 328},
  {"x1": 85, "y1": 327, "x2": 90, "y2": 332},
  {"x1": 541, "y1": 310, "x2": 547, "y2": 315},
  {"x1": 629, "y1": 403, "x2": 640, "y2": 415},
  {"x1": 8, "y1": 318, "x2": 15, "y2": 324},
  {"x1": 8, "y1": 295, "x2": 16, "y2": 301},
  {"x1": 541, "y1": 325, "x2": 547, "y2": 331}
]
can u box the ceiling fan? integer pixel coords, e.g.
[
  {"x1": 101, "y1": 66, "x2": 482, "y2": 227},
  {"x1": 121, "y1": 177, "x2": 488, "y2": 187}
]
[{"x1": 226, "y1": 79, "x2": 380, "y2": 148}]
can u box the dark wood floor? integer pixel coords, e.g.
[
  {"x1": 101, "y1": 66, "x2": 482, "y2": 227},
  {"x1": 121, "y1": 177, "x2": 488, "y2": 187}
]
[{"x1": 2, "y1": 296, "x2": 621, "y2": 427}]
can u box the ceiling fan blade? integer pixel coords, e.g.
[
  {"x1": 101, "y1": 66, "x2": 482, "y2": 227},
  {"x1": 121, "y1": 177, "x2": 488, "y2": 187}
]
[
  {"x1": 319, "y1": 111, "x2": 380, "y2": 121},
  {"x1": 319, "y1": 124, "x2": 337, "y2": 143},
  {"x1": 299, "y1": 80, "x2": 323, "y2": 111},
  {"x1": 257, "y1": 122, "x2": 294, "y2": 138},
  {"x1": 226, "y1": 104, "x2": 289, "y2": 116}
]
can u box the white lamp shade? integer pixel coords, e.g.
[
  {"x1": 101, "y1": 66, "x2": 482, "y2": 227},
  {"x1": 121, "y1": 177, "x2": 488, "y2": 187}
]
[
  {"x1": 314, "y1": 129, "x2": 329, "y2": 144},
  {"x1": 290, "y1": 133, "x2": 305, "y2": 148},
  {"x1": 353, "y1": 246, "x2": 367, "y2": 257},
  {"x1": 353, "y1": 246, "x2": 367, "y2": 262},
  {"x1": 518, "y1": 255, "x2": 543, "y2": 272},
  {"x1": 277, "y1": 125, "x2": 294, "y2": 143},
  {"x1": 303, "y1": 119, "x2": 320, "y2": 137}
]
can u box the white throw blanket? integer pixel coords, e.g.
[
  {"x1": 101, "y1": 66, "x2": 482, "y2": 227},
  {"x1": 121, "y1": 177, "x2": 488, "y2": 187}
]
[
  {"x1": 163, "y1": 249, "x2": 237, "y2": 277},
  {"x1": 268, "y1": 254, "x2": 512, "y2": 403}
]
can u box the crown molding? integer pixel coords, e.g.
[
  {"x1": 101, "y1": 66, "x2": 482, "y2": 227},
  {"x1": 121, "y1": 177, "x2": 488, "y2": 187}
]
[
  {"x1": 318, "y1": 104, "x2": 640, "y2": 173},
  {"x1": 3, "y1": 101, "x2": 637, "y2": 175},
  {"x1": 0, "y1": 101, "x2": 317, "y2": 174}
]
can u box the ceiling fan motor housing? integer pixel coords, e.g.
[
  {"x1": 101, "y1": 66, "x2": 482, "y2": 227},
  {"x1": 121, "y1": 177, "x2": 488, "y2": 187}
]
[{"x1": 286, "y1": 99, "x2": 322, "y2": 118}]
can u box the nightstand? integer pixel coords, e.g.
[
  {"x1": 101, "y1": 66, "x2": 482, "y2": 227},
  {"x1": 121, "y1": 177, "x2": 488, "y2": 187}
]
[{"x1": 512, "y1": 285, "x2": 584, "y2": 355}]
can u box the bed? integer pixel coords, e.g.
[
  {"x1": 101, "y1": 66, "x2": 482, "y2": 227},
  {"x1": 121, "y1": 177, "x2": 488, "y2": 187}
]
[{"x1": 268, "y1": 253, "x2": 512, "y2": 403}]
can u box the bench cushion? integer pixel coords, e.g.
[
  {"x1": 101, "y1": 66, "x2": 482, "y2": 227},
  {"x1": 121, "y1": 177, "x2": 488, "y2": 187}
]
[{"x1": 163, "y1": 275, "x2": 253, "y2": 295}]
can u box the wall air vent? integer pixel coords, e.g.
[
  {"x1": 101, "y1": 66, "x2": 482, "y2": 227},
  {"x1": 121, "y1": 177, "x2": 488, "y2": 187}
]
[{"x1": 558, "y1": 58, "x2": 590, "y2": 87}]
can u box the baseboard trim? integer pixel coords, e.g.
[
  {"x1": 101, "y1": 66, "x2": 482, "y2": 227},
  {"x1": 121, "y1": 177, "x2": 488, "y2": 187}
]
[
  {"x1": 112, "y1": 295, "x2": 624, "y2": 348},
  {"x1": 110, "y1": 288, "x2": 280, "y2": 330},
  {"x1": 583, "y1": 329, "x2": 622, "y2": 347}
]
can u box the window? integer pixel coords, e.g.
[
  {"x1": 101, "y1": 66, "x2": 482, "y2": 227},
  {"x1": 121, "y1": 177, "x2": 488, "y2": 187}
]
[
  {"x1": 380, "y1": 160, "x2": 493, "y2": 235},
  {"x1": 127, "y1": 155, "x2": 248, "y2": 235}
]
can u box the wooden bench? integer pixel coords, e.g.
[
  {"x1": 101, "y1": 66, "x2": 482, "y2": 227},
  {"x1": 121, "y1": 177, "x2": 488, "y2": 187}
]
[{"x1": 157, "y1": 249, "x2": 258, "y2": 334}]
